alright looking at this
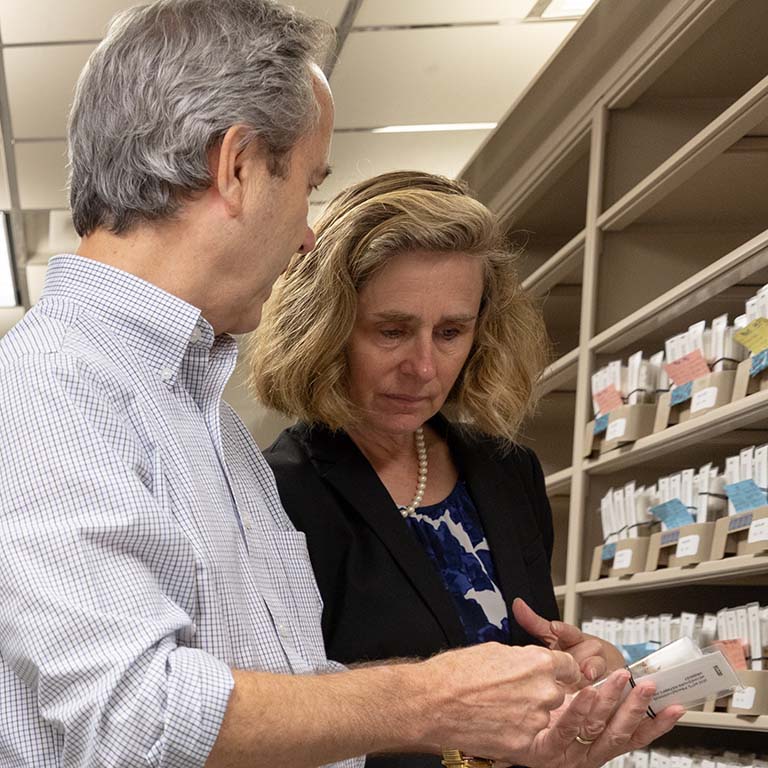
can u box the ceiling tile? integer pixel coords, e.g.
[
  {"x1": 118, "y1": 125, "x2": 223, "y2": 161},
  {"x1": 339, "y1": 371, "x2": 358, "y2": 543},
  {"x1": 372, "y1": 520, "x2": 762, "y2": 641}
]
[
  {"x1": 291, "y1": 0, "x2": 349, "y2": 26},
  {"x1": 0, "y1": 0, "x2": 129, "y2": 44},
  {"x1": 331, "y1": 21, "x2": 575, "y2": 128},
  {"x1": 5, "y1": 44, "x2": 94, "y2": 139},
  {"x1": 356, "y1": 0, "x2": 536, "y2": 26},
  {"x1": 15, "y1": 141, "x2": 68, "y2": 209},
  {"x1": 311, "y1": 128, "x2": 491, "y2": 205}
]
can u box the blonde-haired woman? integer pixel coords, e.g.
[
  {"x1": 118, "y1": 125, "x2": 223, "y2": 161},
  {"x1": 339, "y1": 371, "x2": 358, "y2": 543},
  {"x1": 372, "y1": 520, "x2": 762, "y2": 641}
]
[{"x1": 249, "y1": 171, "x2": 665, "y2": 768}]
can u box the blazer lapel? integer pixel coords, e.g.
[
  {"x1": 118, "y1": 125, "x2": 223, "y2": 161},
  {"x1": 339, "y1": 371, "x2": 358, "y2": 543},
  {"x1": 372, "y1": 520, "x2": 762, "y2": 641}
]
[
  {"x1": 444, "y1": 423, "x2": 538, "y2": 647},
  {"x1": 303, "y1": 426, "x2": 467, "y2": 648}
]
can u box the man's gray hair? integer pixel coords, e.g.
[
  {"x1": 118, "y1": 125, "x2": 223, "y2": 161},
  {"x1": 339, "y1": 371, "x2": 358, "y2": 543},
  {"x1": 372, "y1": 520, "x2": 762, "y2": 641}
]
[{"x1": 68, "y1": 0, "x2": 333, "y2": 236}]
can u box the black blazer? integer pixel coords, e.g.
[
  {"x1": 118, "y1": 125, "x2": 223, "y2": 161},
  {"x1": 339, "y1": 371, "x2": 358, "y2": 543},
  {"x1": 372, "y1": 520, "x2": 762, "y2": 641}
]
[{"x1": 264, "y1": 416, "x2": 559, "y2": 768}]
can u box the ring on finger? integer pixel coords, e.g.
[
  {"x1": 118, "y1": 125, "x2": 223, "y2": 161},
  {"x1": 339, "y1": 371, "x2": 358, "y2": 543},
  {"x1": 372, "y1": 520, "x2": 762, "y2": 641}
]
[{"x1": 575, "y1": 734, "x2": 596, "y2": 746}]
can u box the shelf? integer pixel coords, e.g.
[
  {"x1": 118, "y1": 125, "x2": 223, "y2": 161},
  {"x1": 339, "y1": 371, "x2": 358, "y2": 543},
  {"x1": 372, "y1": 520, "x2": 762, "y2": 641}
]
[
  {"x1": 677, "y1": 711, "x2": 768, "y2": 732},
  {"x1": 538, "y1": 347, "x2": 579, "y2": 397},
  {"x1": 583, "y1": 388, "x2": 768, "y2": 476},
  {"x1": 545, "y1": 466, "x2": 572, "y2": 496},
  {"x1": 553, "y1": 584, "x2": 566, "y2": 599},
  {"x1": 590, "y1": 227, "x2": 768, "y2": 355},
  {"x1": 576, "y1": 553, "x2": 768, "y2": 597},
  {"x1": 598, "y1": 72, "x2": 768, "y2": 232},
  {"x1": 522, "y1": 230, "x2": 585, "y2": 297}
]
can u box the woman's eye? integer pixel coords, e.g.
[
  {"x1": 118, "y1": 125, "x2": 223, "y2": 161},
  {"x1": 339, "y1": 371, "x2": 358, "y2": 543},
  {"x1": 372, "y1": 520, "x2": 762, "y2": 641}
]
[{"x1": 380, "y1": 328, "x2": 403, "y2": 339}]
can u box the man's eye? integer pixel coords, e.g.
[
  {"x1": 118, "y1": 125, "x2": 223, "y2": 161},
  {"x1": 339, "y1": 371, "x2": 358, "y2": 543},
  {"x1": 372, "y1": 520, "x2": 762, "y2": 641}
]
[
  {"x1": 440, "y1": 328, "x2": 461, "y2": 340},
  {"x1": 380, "y1": 329, "x2": 403, "y2": 339}
]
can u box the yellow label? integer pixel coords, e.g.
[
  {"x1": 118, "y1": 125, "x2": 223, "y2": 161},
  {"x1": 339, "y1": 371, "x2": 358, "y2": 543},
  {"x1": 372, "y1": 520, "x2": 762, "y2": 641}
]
[{"x1": 734, "y1": 317, "x2": 768, "y2": 354}]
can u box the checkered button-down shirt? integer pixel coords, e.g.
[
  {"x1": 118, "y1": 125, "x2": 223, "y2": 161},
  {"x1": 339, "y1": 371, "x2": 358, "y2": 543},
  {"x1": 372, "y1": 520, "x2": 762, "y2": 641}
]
[{"x1": 0, "y1": 254, "x2": 362, "y2": 768}]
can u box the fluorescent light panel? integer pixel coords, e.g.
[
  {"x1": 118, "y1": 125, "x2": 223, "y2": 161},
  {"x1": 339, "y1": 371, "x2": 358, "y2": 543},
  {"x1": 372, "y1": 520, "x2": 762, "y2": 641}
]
[
  {"x1": 372, "y1": 122, "x2": 497, "y2": 134},
  {"x1": 541, "y1": 0, "x2": 595, "y2": 18},
  {"x1": 0, "y1": 214, "x2": 18, "y2": 308}
]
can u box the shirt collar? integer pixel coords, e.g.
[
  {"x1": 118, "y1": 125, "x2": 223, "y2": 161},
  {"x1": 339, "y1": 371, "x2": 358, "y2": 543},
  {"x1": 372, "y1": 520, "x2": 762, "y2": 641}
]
[{"x1": 41, "y1": 254, "x2": 219, "y2": 386}]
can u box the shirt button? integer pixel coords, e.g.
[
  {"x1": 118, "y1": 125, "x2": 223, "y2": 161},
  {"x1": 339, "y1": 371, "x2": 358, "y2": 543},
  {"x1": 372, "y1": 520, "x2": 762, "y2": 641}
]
[
  {"x1": 277, "y1": 623, "x2": 291, "y2": 639},
  {"x1": 244, "y1": 520, "x2": 253, "y2": 532},
  {"x1": 159, "y1": 366, "x2": 173, "y2": 382},
  {"x1": 190, "y1": 327, "x2": 202, "y2": 343}
]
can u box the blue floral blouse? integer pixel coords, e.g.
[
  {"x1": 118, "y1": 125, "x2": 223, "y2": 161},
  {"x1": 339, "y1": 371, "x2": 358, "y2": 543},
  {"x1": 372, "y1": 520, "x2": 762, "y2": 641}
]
[{"x1": 403, "y1": 480, "x2": 510, "y2": 644}]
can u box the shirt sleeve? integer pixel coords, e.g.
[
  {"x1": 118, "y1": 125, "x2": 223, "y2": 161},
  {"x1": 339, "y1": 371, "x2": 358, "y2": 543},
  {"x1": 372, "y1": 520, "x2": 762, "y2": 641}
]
[{"x1": 0, "y1": 355, "x2": 234, "y2": 768}]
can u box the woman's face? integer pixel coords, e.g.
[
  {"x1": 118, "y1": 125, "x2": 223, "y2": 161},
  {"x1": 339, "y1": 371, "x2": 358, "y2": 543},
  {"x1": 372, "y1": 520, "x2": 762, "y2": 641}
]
[{"x1": 346, "y1": 249, "x2": 485, "y2": 436}]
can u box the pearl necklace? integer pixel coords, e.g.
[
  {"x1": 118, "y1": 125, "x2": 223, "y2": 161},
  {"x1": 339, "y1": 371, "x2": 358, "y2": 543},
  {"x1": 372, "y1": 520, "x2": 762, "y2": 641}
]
[{"x1": 399, "y1": 426, "x2": 428, "y2": 518}]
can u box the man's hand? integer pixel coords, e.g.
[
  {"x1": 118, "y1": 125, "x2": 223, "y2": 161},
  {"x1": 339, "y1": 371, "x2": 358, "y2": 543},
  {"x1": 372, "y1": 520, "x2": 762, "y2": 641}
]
[
  {"x1": 413, "y1": 642, "x2": 581, "y2": 761},
  {"x1": 513, "y1": 598, "x2": 625, "y2": 683}
]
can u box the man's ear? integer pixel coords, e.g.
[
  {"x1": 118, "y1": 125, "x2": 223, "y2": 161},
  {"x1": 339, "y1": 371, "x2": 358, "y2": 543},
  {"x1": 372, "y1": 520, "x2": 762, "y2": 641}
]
[{"x1": 208, "y1": 124, "x2": 262, "y2": 217}]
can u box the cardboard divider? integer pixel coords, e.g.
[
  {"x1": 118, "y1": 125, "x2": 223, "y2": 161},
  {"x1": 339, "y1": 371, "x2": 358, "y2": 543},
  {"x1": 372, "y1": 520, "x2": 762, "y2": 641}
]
[
  {"x1": 710, "y1": 506, "x2": 768, "y2": 560},
  {"x1": 726, "y1": 670, "x2": 768, "y2": 715},
  {"x1": 589, "y1": 537, "x2": 651, "y2": 581},
  {"x1": 732, "y1": 356, "x2": 768, "y2": 401},
  {"x1": 645, "y1": 522, "x2": 716, "y2": 570},
  {"x1": 653, "y1": 370, "x2": 736, "y2": 432},
  {"x1": 583, "y1": 403, "x2": 657, "y2": 458}
]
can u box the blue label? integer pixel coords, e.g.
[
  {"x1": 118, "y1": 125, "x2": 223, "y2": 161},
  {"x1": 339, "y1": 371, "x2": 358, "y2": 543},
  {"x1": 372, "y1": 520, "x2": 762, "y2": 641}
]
[
  {"x1": 728, "y1": 511, "x2": 754, "y2": 532},
  {"x1": 750, "y1": 349, "x2": 768, "y2": 377},
  {"x1": 649, "y1": 498, "x2": 695, "y2": 529},
  {"x1": 601, "y1": 542, "x2": 617, "y2": 561},
  {"x1": 661, "y1": 529, "x2": 681, "y2": 546},
  {"x1": 594, "y1": 414, "x2": 609, "y2": 435},
  {"x1": 671, "y1": 381, "x2": 693, "y2": 406},
  {"x1": 620, "y1": 642, "x2": 660, "y2": 665},
  {"x1": 724, "y1": 480, "x2": 767, "y2": 514}
]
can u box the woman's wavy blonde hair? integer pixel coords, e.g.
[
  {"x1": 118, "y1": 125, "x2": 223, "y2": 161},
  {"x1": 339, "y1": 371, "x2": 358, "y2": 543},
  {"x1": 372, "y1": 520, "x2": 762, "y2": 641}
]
[{"x1": 248, "y1": 170, "x2": 551, "y2": 441}]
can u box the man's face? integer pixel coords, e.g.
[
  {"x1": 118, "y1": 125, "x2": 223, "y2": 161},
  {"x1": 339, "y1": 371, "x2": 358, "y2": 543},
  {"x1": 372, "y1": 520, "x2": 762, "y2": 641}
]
[{"x1": 225, "y1": 75, "x2": 334, "y2": 334}]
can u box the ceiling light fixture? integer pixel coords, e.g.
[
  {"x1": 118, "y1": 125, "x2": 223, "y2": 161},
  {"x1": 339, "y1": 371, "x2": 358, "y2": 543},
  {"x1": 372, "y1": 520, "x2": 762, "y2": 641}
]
[
  {"x1": 529, "y1": 0, "x2": 596, "y2": 19},
  {"x1": 371, "y1": 122, "x2": 497, "y2": 134},
  {"x1": 0, "y1": 214, "x2": 18, "y2": 308}
]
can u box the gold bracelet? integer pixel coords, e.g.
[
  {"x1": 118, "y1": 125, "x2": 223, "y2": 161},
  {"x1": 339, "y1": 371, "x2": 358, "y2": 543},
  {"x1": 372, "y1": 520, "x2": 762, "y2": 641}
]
[{"x1": 441, "y1": 748, "x2": 495, "y2": 768}]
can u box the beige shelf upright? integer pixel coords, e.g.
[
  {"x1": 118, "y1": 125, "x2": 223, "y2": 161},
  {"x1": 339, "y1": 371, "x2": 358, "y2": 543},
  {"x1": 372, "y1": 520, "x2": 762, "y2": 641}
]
[{"x1": 461, "y1": 0, "x2": 768, "y2": 745}]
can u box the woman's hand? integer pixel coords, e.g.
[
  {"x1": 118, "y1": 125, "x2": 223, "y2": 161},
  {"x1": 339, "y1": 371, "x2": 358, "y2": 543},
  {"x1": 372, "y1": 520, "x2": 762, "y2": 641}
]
[
  {"x1": 520, "y1": 668, "x2": 684, "y2": 768},
  {"x1": 512, "y1": 598, "x2": 626, "y2": 684}
]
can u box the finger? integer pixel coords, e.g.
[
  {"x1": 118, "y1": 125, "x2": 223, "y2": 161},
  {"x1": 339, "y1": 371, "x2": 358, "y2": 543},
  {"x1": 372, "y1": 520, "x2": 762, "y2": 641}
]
[
  {"x1": 578, "y1": 668, "x2": 630, "y2": 742},
  {"x1": 581, "y1": 655, "x2": 607, "y2": 683},
  {"x1": 550, "y1": 618, "x2": 585, "y2": 648},
  {"x1": 551, "y1": 649, "x2": 582, "y2": 687},
  {"x1": 512, "y1": 598, "x2": 559, "y2": 647},
  {"x1": 549, "y1": 686, "x2": 598, "y2": 744},
  {"x1": 625, "y1": 705, "x2": 685, "y2": 751}
]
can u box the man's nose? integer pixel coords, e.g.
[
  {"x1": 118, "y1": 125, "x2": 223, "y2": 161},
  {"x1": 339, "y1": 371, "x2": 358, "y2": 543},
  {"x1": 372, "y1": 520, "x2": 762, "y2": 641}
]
[{"x1": 298, "y1": 225, "x2": 317, "y2": 255}]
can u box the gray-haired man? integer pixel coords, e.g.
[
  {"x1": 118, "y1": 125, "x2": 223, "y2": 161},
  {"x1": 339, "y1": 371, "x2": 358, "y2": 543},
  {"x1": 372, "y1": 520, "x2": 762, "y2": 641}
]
[{"x1": 0, "y1": 2, "x2": 680, "y2": 767}]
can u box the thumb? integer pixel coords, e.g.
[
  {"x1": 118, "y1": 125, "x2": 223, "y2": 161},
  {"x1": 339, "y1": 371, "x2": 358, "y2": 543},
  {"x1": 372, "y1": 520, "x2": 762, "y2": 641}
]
[{"x1": 512, "y1": 598, "x2": 558, "y2": 647}]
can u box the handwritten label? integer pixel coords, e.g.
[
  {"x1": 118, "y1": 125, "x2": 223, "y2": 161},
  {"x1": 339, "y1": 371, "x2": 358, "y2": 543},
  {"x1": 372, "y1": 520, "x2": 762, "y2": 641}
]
[
  {"x1": 601, "y1": 542, "x2": 616, "y2": 561},
  {"x1": 750, "y1": 348, "x2": 768, "y2": 377},
  {"x1": 690, "y1": 386, "x2": 718, "y2": 413},
  {"x1": 593, "y1": 414, "x2": 609, "y2": 435},
  {"x1": 594, "y1": 385, "x2": 624, "y2": 415},
  {"x1": 664, "y1": 349, "x2": 710, "y2": 386},
  {"x1": 731, "y1": 686, "x2": 757, "y2": 710},
  {"x1": 734, "y1": 317, "x2": 768, "y2": 354},
  {"x1": 613, "y1": 548, "x2": 633, "y2": 569},
  {"x1": 675, "y1": 534, "x2": 700, "y2": 559},
  {"x1": 606, "y1": 417, "x2": 627, "y2": 442},
  {"x1": 724, "y1": 479, "x2": 767, "y2": 513},
  {"x1": 650, "y1": 498, "x2": 695, "y2": 529},
  {"x1": 728, "y1": 512, "x2": 753, "y2": 532},
  {"x1": 748, "y1": 517, "x2": 768, "y2": 544},
  {"x1": 670, "y1": 381, "x2": 693, "y2": 406}
]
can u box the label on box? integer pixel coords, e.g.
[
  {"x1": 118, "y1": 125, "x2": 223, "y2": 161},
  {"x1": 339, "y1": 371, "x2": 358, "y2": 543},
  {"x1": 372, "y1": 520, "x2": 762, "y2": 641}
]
[
  {"x1": 734, "y1": 317, "x2": 768, "y2": 354},
  {"x1": 606, "y1": 417, "x2": 627, "y2": 441},
  {"x1": 670, "y1": 381, "x2": 693, "y2": 406},
  {"x1": 675, "y1": 534, "x2": 700, "y2": 558},
  {"x1": 613, "y1": 548, "x2": 633, "y2": 569},
  {"x1": 601, "y1": 542, "x2": 616, "y2": 561},
  {"x1": 750, "y1": 348, "x2": 768, "y2": 377},
  {"x1": 621, "y1": 642, "x2": 660, "y2": 665},
  {"x1": 661, "y1": 529, "x2": 680, "y2": 546},
  {"x1": 728, "y1": 511, "x2": 753, "y2": 532},
  {"x1": 664, "y1": 350, "x2": 710, "y2": 386},
  {"x1": 594, "y1": 414, "x2": 609, "y2": 435},
  {"x1": 724, "y1": 479, "x2": 767, "y2": 513},
  {"x1": 594, "y1": 385, "x2": 624, "y2": 415},
  {"x1": 690, "y1": 386, "x2": 717, "y2": 413},
  {"x1": 650, "y1": 498, "x2": 695, "y2": 529},
  {"x1": 731, "y1": 686, "x2": 757, "y2": 710},
  {"x1": 748, "y1": 517, "x2": 768, "y2": 544}
]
